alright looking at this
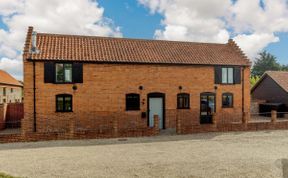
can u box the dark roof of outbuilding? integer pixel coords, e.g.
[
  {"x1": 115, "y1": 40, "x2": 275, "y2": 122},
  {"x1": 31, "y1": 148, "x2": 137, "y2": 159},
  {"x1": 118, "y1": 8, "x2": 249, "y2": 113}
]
[
  {"x1": 23, "y1": 27, "x2": 251, "y2": 66},
  {"x1": 251, "y1": 71, "x2": 288, "y2": 93}
]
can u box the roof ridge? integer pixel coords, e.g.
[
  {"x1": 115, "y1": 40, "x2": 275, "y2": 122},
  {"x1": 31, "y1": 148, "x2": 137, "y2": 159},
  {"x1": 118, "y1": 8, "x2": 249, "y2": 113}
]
[
  {"x1": 266, "y1": 70, "x2": 288, "y2": 73},
  {"x1": 37, "y1": 32, "x2": 227, "y2": 46}
]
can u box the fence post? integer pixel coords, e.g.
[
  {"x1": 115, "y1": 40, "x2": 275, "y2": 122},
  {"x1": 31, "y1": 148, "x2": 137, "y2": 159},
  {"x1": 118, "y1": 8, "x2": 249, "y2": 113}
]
[
  {"x1": 154, "y1": 115, "x2": 159, "y2": 134},
  {"x1": 242, "y1": 112, "x2": 249, "y2": 124},
  {"x1": 0, "y1": 104, "x2": 6, "y2": 130},
  {"x1": 113, "y1": 114, "x2": 118, "y2": 137},
  {"x1": 69, "y1": 116, "x2": 75, "y2": 139},
  {"x1": 271, "y1": 110, "x2": 277, "y2": 123},
  {"x1": 176, "y1": 111, "x2": 181, "y2": 134}
]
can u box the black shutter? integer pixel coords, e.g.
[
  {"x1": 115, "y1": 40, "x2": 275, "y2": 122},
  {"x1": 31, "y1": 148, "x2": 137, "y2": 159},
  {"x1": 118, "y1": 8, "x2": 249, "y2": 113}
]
[
  {"x1": 72, "y1": 63, "x2": 83, "y2": 83},
  {"x1": 44, "y1": 62, "x2": 55, "y2": 83},
  {"x1": 234, "y1": 67, "x2": 241, "y2": 84},
  {"x1": 214, "y1": 66, "x2": 222, "y2": 84}
]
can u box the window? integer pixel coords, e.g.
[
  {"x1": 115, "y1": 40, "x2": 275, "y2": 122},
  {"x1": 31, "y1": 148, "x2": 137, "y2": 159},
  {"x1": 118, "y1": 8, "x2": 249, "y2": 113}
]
[
  {"x1": 222, "y1": 67, "x2": 234, "y2": 84},
  {"x1": 56, "y1": 94, "x2": 72, "y2": 112},
  {"x1": 3, "y1": 99, "x2": 6, "y2": 103},
  {"x1": 3, "y1": 88, "x2": 6, "y2": 96},
  {"x1": 45, "y1": 62, "x2": 83, "y2": 84},
  {"x1": 55, "y1": 63, "x2": 72, "y2": 83},
  {"x1": 215, "y1": 66, "x2": 241, "y2": 85},
  {"x1": 222, "y1": 93, "x2": 233, "y2": 108},
  {"x1": 10, "y1": 88, "x2": 13, "y2": 93},
  {"x1": 126, "y1": 93, "x2": 140, "y2": 111},
  {"x1": 177, "y1": 93, "x2": 190, "y2": 109}
]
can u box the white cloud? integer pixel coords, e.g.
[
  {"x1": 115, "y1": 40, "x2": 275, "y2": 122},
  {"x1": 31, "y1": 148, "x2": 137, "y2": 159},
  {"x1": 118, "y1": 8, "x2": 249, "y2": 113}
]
[
  {"x1": 0, "y1": 0, "x2": 122, "y2": 79},
  {"x1": 139, "y1": 0, "x2": 288, "y2": 60},
  {"x1": 140, "y1": 0, "x2": 231, "y2": 43},
  {"x1": 0, "y1": 57, "x2": 23, "y2": 80},
  {"x1": 234, "y1": 33, "x2": 279, "y2": 58},
  {"x1": 0, "y1": 0, "x2": 24, "y2": 16}
]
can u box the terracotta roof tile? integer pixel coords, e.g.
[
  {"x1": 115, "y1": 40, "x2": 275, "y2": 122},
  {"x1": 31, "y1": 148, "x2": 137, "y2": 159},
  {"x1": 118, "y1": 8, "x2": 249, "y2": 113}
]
[
  {"x1": 0, "y1": 70, "x2": 23, "y2": 87},
  {"x1": 24, "y1": 27, "x2": 251, "y2": 66}
]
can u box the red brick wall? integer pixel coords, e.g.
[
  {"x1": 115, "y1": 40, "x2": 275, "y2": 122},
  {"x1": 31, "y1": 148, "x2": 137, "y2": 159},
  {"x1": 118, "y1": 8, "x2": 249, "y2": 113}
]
[{"x1": 22, "y1": 58, "x2": 251, "y2": 133}]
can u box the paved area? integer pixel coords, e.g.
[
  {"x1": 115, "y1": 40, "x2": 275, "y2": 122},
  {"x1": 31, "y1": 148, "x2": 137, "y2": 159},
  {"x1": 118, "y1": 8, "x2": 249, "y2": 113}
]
[
  {"x1": 1, "y1": 130, "x2": 288, "y2": 177},
  {"x1": 0, "y1": 128, "x2": 21, "y2": 135}
]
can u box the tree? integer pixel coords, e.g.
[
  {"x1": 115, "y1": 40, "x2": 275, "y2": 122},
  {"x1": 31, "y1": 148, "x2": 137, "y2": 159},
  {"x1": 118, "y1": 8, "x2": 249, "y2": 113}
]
[
  {"x1": 281, "y1": 64, "x2": 288, "y2": 71},
  {"x1": 251, "y1": 51, "x2": 281, "y2": 77},
  {"x1": 250, "y1": 75, "x2": 260, "y2": 88}
]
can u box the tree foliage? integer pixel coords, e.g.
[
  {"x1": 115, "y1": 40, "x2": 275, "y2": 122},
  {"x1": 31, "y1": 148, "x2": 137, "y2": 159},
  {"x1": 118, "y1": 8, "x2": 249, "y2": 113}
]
[
  {"x1": 251, "y1": 51, "x2": 281, "y2": 77},
  {"x1": 250, "y1": 76, "x2": 260, "y2": 87}
]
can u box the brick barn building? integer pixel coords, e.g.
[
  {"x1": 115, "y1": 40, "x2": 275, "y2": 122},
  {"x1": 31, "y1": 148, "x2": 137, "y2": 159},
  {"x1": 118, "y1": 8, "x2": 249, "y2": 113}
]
[{"x1": 22, "y1": 27, "x2": 251, "y2": 134}]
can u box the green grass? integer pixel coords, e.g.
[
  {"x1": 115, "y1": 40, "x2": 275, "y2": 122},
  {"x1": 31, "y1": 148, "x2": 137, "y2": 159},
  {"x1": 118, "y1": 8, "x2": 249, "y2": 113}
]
[{"x1": 0, "y1": 173, "x2": 20, "y2": 178}]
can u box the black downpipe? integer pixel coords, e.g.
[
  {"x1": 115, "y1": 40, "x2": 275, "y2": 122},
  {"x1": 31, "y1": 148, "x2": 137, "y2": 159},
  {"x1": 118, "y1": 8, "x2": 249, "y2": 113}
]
[
  {"x1": 242, "y1": 67, "x2": 245, "y2": 113},
  {"x1": 33, "y1": 61, "x2": 37, "y2": 132}
]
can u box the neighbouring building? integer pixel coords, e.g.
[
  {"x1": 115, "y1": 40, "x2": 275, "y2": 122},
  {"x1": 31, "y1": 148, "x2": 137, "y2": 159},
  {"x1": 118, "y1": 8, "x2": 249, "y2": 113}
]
[
  {"x1": 251, "y1": 71, "x2": 288, "y2": 112},
  {"x1": 0, "y1": 70, "x2": 23, "y2": 104},
  {"x1": 22, "y1": 27, "x2": 251, "y2": 134}
]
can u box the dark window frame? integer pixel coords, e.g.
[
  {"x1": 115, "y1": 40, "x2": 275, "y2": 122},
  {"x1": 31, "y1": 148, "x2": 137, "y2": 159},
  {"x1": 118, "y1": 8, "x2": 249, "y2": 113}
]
[
  {"x1": 3, "y1": 87, "x2": 6, "y2": 96},
  {"x1": 56, "y1": 94, "x2": 73, "y2": 112},
  {"x1": 221, "y1": 67, "x2": 234, "y2": 84},
  {"x1": 222, "y1": 92, "x2": 233, "y2": 108},
  {"x1": 55, "y1": 63, "x2": 73, "y2": 84},
  {"x1": 126, "y1": 93, "x2": 140, "y2": 111},
  {"x1": 177, "y1": 93, "x2": 190, "y2": 109}
]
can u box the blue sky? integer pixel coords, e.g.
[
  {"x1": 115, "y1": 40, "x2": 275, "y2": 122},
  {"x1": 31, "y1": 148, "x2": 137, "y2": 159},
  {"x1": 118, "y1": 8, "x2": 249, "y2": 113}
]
[
  {"x1": 98, "y1": 0, "x2": 288, "y2": 64},
  {"x1": 265, "y1": 33, "x2": 288, "y2": 64},
  {"x1": 98, "y1": 0, "x2": 164, "y2": 40},
  {"x1": 0, "y1": 0, "x2": 288, "y2": 79}
]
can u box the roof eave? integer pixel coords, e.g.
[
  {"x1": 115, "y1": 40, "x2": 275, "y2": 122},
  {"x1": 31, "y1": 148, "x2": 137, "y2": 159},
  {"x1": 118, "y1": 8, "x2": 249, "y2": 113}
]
[{"x1": 27, "y1": 58, "x2": 251, "y2": 67}]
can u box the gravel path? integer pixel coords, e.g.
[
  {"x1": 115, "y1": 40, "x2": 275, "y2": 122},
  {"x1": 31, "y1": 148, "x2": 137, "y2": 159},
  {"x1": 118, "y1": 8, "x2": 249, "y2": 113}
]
[{"x1": 1, "y1": 130, "x2": 288, "y2": 178}]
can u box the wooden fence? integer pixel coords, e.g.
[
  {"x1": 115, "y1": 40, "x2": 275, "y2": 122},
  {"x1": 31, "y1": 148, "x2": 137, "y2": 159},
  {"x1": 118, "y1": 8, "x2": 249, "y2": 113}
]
[{"x1": 0, "y1": 103, "x2": 23, "y2": 129}]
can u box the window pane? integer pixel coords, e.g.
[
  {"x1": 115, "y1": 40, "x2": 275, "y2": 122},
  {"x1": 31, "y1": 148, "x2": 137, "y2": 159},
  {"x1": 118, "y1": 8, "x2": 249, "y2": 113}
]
[
  {"x1": 200, "y1": 96, "x2": 207, "y2": 115},
  {"x1": 222, "y1": 68, "x2": 227, "y2": 83},
  {"x1": 178, "y1": 94, "x2": 189, "y2": 109},
  {"x1": 208, "y1": 95, "x2": 215, "y2": 114},
  {"x1": 228, "y1": 68, "x2": 234, "y2": 84},
  {"x1": 64, "y1": 64, "x2": 72, "y2": 82},
  {"x1": 56, "y1": 64, "x2": 64, "y2": 82},
  {"x1": 64, "y1": 96, "x2": 72, "y2": 111},
  {"x1": 184, "y1": 97, "x2": 189, "y2": 108},
  {"x1": 126, "y1": 94, "x2": 140, "y2": 110},
  {"x1": 57, "y1": 97, "x2": 64, "y2": 111},
  {"x1": 222, "y1": 94, "x2": 233, "y2": 107},
  {"x1": 178, "y1": 97, "x2": 183, "y2": 108}
]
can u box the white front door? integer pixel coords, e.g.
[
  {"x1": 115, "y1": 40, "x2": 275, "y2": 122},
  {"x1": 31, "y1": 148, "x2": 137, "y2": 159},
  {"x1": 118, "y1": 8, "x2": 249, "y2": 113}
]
[{"x1": 149, "y1": 97, "x2": 163, "y2": 129}]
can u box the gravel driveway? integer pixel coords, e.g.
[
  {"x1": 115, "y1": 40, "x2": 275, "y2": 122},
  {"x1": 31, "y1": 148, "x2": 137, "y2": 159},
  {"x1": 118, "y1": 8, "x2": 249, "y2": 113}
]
[{"x1": 1, "y1": 130, "x2": 288, "y2": 178}]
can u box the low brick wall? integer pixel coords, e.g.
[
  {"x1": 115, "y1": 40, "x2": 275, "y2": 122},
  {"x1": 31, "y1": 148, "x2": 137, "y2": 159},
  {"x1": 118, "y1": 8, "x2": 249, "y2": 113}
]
[
  {"x1": 0, "y1": 115, "x2": 160, "y2": 143},
  {"x1": 2, "y1": 110, "x2": 288, "y2": 143},
  {"x1": 179, "y1": 121, "x2": 288, "y2": 134},
  {"x1": 177, "y1": 110, "x2": 288, "y2": 134}
]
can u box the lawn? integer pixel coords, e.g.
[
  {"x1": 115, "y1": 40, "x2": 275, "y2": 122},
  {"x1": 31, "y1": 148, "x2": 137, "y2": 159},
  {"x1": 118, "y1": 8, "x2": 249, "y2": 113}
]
[{"x1": 0, "y1": 173, "x2": 19, "y2": 178}]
